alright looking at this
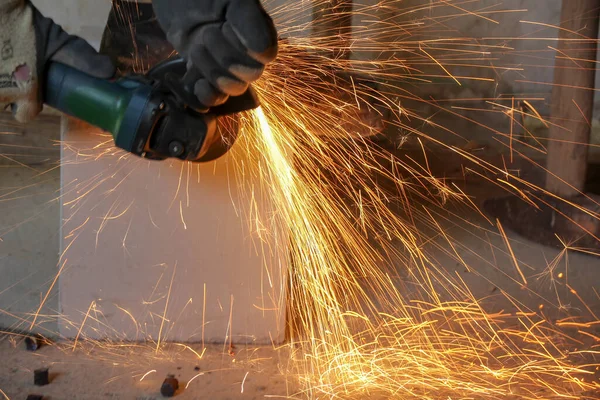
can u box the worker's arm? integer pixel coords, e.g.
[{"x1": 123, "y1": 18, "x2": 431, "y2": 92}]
[
  {"x1": 151, "y1": 0, "x2": 278, "y2": 107},
  {"x1": 0, "y1": 0, "x2": 115, "y2": 122}
]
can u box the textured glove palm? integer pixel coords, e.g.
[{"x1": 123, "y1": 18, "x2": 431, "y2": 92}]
[
  {"x1": 0, "y1": 0, "x2": 114, "y2": 122},
  {"x1": 151, "y1": 0, "x2": 278, "y2": 107}
]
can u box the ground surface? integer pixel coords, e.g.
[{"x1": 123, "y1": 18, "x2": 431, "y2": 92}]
[{"x1": 0, "y1": 339, "x2": 294, "y2": 399}]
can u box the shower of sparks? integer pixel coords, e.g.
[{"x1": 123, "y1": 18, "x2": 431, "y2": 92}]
[
  {"x1": 1, "y1": 0, "x2": 600, "y2": 399},
  {"x1": 227, "y1": 1, "x2": 600, "y2": 397}
]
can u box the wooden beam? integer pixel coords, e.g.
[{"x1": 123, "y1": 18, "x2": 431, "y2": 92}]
[{"x1": 545, "y1": 1, "x2": 600, "y2": 197}]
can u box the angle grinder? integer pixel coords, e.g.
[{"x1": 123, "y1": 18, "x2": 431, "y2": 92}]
[{"x1": 43, "y1": 57, "x2": 259, "y2": 162}]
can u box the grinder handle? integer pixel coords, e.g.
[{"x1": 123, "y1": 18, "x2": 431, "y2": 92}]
[{"x1": 43, "y1": 62, "x2": 134, "y2": 135}]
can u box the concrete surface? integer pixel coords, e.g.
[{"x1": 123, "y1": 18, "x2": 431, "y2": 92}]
[
  {"x1": 0, "y1": 338, "x2": 293, "y2": 399},
  {"x1": 58, "y1": 120, "x2": 287, "y2": 344}
]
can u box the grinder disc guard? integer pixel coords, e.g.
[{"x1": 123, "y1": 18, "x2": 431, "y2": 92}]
[{"x1": 147, "y1": 58, "x2": 259, "y2": 163}]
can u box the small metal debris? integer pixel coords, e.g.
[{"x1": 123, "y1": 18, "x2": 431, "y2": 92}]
[
  {"x1": 160, "y1": 375, "x2": 179, "y2": 397},
  {"x1": 193, "y1": 366, "x2": 200, "y2": 371},
  {"x1": 33, "y1": 368, "x2": 49, "y2": 386},
  {"x1": 25, "y1": 336, "x2": 40, "y2": 352},
  {"x1": 26, "y1": 395, "x2": 44, "y2": 400}
]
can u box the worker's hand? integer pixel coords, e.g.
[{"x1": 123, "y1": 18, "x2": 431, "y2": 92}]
[
  {"x1": 0, "y1": 0, "x2": 115, "y2": 123},
  {"x1": 152, "y1": 0, "x2": 278, "y2": 107}
]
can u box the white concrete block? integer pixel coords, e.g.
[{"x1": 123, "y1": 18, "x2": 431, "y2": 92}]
[
  {"x1": 31, "y1": 0, "x2": 290, "y2": 345},
  {"x1": 27, "y1": 0, "x2": 287, "y2": 344},
  {"x1": 58, "y1": 120, "x2": 287, "y2": 344}
]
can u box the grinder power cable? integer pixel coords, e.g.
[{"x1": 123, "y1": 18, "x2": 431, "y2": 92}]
[{"x1": 43, "y1": 57, "x2": 260, "y2": 163}]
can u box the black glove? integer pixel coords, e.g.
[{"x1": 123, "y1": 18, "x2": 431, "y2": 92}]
[
  {"x1": 0, "y1": 0, "x2": 115, "y2": 122},
  {"x1": 151, "y1": 0, "x2": 278, "y2": 107}
]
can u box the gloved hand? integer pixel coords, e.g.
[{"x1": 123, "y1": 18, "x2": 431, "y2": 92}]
[
  {"x1": 0, "y1": 0, "x2": 115, "y2": 123},
  {"x1": 151, "y1": 0, "x2": 278, "y2": 107}
]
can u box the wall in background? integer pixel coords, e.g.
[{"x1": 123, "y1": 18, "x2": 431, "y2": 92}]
[
  {"x1": 30, "y1": 0, "x2": 597, "y2": 119},
  {"x1": 32, "y1": 0, "x2": 111, "y2": 50},
  {"x1": 349, "y1": 0, "x2": 600, "y2": 146}
]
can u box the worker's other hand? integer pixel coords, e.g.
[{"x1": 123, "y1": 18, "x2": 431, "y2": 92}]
[
  {"x1": 152, "y1": 0, "x2": 278, "y2": 107},
  {"x1": 0, "y1": 0, "x2": 115, "y2": 123}
]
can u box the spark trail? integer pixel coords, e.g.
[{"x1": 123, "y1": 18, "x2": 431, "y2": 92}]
[{"x1": 227, "y1": 0, "x2": 600, "y2": 397}]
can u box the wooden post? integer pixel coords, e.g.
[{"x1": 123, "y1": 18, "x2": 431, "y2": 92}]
[
  {"x1": 545, "y1": 1, "x2": 600, "y2": 197},
  {"x1": 312, "y1": 0, "x2": 353, "y2": 60}
]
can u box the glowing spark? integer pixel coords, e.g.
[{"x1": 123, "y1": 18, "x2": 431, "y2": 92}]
[
  {"x1": 174, "y1": 343, "x2": 206, "y2": 360},
  {"x1": 30, "y1": 259, "x2": 68, "y2": 330},
  {"x1": 156, "y1": 262, "x2": 177, "y2": 354},
  {"x1": 179, "y1": 201, "x2": 187, "y2": 230},
  {"x1": 139, "y1": 369, "x2": 156, "y2": 381},
  {"x1": 419, "y1": 43, "x2": 462, "y2": 86},
  {"x1": 496, "y1": 219, "x2": 528, "y2": 286},
  {"x1": 185, "y1": 372, "x2": 205, "y2": 389},
  {"x1": 241, "y1": 371, "x2": 249, "y2": 393},
  {"x1": 73, "y1": 300, "x2": 96, "y2": 352},
  {"x1": 202, "y1": 282, "x2": 206, "y2": 350},
  {"x1": 224, "y1": 294, "x2": 234, "y2": 356}
]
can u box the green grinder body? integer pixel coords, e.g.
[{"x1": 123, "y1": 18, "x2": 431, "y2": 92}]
[{"x1": 44, "y1": 62, "x2": 160, "y2": 155}]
